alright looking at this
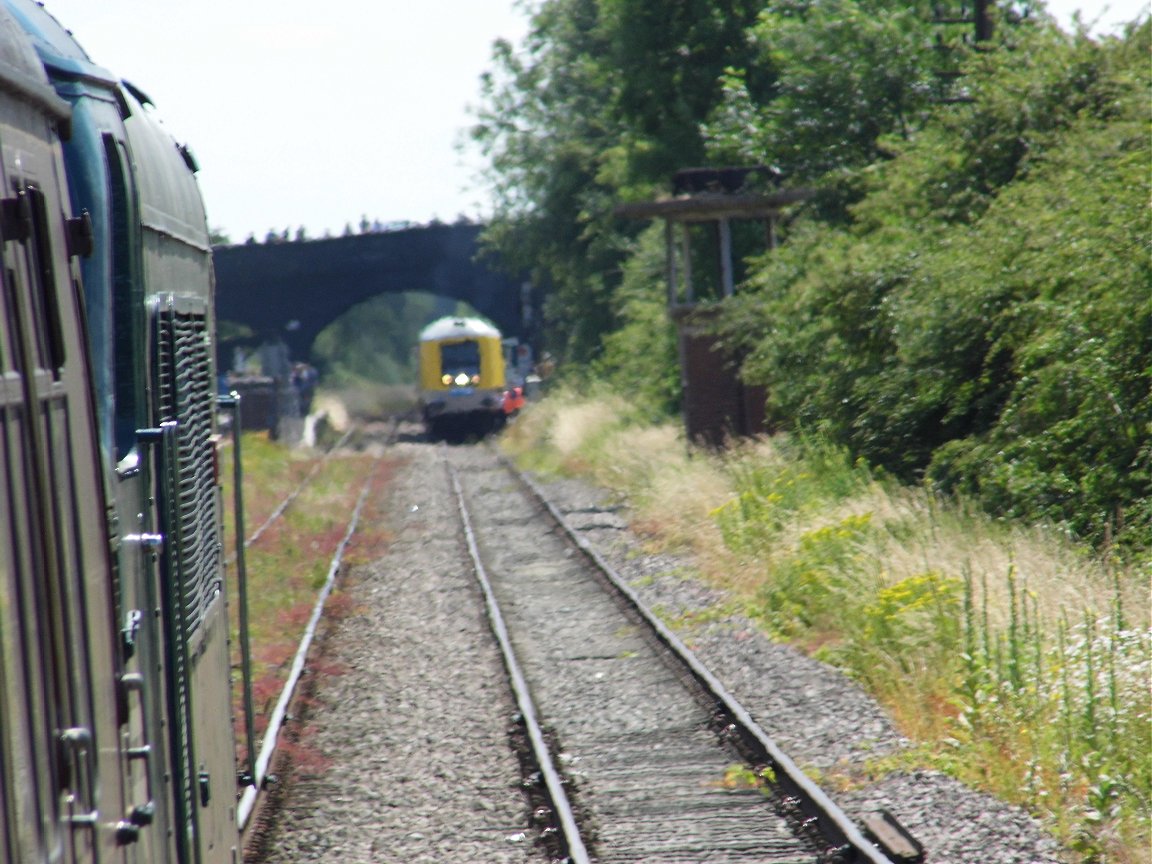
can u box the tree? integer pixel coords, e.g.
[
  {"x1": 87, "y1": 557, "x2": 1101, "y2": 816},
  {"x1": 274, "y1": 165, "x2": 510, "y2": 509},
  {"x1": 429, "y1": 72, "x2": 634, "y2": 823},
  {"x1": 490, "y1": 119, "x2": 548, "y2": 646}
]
[
  {"x1": 596, "y1": 0, "x2": 765, "y2": 192},
  {"x1": 702, "y1": 0, "x2": 939, "y2": 194},
  {"x1": 472, "y1": 0, "x2": 766, "y2": 365},
  {"x1": 472, "y1": 0, "x2": 619, "y2": 363},
  {"x1": 724, "y1": 20, "x2": 1151, "y2": 547}
]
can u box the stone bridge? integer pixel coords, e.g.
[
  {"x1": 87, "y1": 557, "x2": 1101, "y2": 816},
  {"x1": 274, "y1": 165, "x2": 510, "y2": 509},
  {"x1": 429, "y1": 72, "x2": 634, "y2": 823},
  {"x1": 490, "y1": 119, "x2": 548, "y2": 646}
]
[{"x1": 212, "y1": 222, "x2": 530, "y2": 362}]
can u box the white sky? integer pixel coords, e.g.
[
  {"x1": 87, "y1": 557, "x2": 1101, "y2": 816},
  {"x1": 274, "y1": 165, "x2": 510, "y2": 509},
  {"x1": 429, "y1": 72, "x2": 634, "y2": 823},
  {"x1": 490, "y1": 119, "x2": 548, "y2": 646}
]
[
  {"x1": 39, "y1": 0, "x2": 532, "y2": 242},
  {"x1": 1052, "y1": 0, "x2": 1151, "y2": 31},
  {"x1": 37, "y1": 0, "x2": 1150, "y2": 244}
]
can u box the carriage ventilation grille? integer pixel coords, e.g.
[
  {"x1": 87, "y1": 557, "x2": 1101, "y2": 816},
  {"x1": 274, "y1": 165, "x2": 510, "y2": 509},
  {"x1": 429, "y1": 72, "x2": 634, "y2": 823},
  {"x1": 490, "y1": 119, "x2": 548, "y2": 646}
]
[{"x1": 155, "y1": 303, "x2": 221, "y2": 638}]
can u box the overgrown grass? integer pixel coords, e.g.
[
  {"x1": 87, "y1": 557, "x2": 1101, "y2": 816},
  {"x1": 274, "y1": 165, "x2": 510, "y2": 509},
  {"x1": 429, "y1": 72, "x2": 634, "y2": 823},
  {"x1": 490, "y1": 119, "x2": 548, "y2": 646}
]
[
  {"x1": 501, "y1": 388, "x2": 1151, "y2": 862},
  {"x1": 217, "y1": 430, "x2": 389, "y2": 764}
]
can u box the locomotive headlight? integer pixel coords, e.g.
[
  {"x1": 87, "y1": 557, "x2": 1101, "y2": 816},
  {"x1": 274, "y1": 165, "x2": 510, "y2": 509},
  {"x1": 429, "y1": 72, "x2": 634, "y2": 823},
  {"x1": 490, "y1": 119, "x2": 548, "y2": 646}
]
[
  {"x1": 454, "y1": 372, "x2": 470, "y2": 386},
  {"x1": 470, "y1": 374, "x2": 480, "y2": 385},
  {"x1": 441, "y1": 374, "x2": 453, "y2": 386}
]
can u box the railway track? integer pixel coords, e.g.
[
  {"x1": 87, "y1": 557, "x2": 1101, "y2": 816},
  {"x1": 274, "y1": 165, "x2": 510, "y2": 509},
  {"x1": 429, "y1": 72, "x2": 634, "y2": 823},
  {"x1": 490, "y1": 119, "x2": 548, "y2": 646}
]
[
  {"x1": 232, "y1": 420, "x2": 395, "y2": 848},
  {"x1": 246, "y1": 435, "x2": 909, "y2": 862},
  {"x1": 244, "y1": 432, "x2": 1060, "y2": 864},
  {"x1": 447, "y1": 444, "x2": 907, "y2": 863}
]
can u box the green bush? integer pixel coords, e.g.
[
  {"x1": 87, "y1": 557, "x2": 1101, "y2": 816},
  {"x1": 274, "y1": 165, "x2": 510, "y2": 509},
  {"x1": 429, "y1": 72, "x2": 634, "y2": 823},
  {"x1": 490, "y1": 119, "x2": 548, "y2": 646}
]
[
  {"x1": 592, "y1": 224, "x2": 681, "y2": 417},
  {"x1": 727, "y1": 23, "x2": 1151, "y2": 550}
]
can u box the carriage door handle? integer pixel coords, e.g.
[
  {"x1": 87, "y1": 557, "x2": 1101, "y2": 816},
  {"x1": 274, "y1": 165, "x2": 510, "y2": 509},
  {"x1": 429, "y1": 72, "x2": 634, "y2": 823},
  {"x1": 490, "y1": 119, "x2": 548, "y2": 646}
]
[
  {"x1": 116, "y1": 673, "x2": 157, "y2": 845},
  {"x1": 59, "y1": 727, "x2": 98, "y2": 828}
]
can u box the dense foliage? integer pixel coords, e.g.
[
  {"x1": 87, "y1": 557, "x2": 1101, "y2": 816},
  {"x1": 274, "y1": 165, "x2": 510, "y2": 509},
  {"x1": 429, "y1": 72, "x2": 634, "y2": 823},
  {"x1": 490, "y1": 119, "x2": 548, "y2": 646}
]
[
  {"x1": 723, "y1": 22, "x2": 1151, "y2": 549},
  {"x1": 702, "y1": 0, "x2": 939, "y2": 181},
  {"x1": 472, "y1": 0, "x2": 768, "y2": 365},
  {"x1": 474, "y1": 1, "x2": 1150, "y2": 551}
]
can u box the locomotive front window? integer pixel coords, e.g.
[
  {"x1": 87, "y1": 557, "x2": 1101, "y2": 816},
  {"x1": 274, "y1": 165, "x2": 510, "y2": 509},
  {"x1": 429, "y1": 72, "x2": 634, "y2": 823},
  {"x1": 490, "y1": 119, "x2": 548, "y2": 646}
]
[{"x1": 440, "y1": 341, "x2": 480, "y2": 376}]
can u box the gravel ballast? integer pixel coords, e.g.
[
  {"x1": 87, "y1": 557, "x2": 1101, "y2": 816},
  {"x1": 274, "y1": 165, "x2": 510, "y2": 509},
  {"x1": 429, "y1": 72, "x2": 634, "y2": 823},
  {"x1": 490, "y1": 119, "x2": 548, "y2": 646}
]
[
  {"x1": 252, "y1": 440, "x2": 1064, "y2": 864},
  {"x1": 254, "y1": 443, "x2": 541, "y2": 863},
  {"x1": 536, "y1": 474, "x2": 1065, "y2": 864}
]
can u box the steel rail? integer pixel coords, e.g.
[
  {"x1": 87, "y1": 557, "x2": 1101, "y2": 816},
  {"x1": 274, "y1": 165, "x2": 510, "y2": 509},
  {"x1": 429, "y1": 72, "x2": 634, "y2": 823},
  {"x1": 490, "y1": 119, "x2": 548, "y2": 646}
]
[
  {"x1": 510, "y1": 461, "x2": 897, "y2": 864},
  {"x1": 236, "y1": 451, "x2": 380, "y2": 831},
  {"x1": 225, "y1": 425, "x2": 355, "y2": 565},
  {"x1": 446, "y1": 454, "x2": 592, "y2": 864}
]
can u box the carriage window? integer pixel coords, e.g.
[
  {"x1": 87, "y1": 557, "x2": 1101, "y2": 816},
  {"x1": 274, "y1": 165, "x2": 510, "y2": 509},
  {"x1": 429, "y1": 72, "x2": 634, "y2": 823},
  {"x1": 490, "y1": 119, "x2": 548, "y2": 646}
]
[
  {"x1": 103, "y1": 135, "x2": 140, "y2": 458},
  {"x1": 19, "y1": 187, "x2": 65, "y2": 380}
]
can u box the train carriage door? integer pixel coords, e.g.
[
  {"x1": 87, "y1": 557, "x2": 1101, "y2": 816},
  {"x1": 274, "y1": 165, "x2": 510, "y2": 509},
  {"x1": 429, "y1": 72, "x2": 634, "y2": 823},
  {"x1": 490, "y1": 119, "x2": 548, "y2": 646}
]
[
  {"x1": 0, "y1": 167, "x2": 127, "y2": 861},
  {"x1": 0, "y1": 197, "x2": 61, "y2": 864}
]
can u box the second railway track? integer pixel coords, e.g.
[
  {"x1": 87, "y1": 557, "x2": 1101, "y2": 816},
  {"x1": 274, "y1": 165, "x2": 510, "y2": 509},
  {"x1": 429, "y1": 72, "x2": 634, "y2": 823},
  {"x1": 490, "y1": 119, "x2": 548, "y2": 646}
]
[{"x1": 447, "y1": 444, "x2": 900, "y2": 863}]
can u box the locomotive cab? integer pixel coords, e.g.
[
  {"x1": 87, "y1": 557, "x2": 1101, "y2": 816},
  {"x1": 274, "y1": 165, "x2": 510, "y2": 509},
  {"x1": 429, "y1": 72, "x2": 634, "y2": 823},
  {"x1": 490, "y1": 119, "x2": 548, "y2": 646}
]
[{"x1": 418, "y1": 316, "x2": 507, "y2": 439}]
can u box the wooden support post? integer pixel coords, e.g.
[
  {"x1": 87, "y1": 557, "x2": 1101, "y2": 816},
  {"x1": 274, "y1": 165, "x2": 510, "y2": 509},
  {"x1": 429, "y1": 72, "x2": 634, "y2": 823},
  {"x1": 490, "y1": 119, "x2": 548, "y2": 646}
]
[
  {"x1": 719, "y1": 217, "x2": 734, "y2": 297},
  {"x1": 681, "y1": 222, "x2": 694, "y2": 305}
]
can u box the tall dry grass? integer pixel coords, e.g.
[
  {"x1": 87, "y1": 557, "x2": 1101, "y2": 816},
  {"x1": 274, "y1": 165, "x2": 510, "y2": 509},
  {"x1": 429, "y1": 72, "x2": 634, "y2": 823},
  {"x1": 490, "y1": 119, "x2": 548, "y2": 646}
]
[{"x1": 501, "y1": 388, "x2": 1151, "y2": 863}]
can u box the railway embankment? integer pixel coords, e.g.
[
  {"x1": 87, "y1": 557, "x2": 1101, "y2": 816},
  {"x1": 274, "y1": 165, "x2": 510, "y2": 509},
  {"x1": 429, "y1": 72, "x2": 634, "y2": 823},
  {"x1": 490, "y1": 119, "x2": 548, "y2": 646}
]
[{"x1": 227, "y1": 389, "x2": 1147, "y2": 861}]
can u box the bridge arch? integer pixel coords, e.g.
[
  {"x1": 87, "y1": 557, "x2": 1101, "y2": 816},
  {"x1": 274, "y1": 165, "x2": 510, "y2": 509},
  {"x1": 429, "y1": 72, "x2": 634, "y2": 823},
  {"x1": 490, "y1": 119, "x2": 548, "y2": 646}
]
[{"x1": 212, "y1": 223, "x2": 529, "y2": 362}]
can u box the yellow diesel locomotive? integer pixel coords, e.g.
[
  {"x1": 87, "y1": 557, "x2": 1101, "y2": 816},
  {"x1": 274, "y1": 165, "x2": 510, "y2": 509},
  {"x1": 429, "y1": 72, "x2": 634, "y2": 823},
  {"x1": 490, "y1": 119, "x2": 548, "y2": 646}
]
[{"x1": 418, "y1": 316, "x2": 507, "y2": 439}]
